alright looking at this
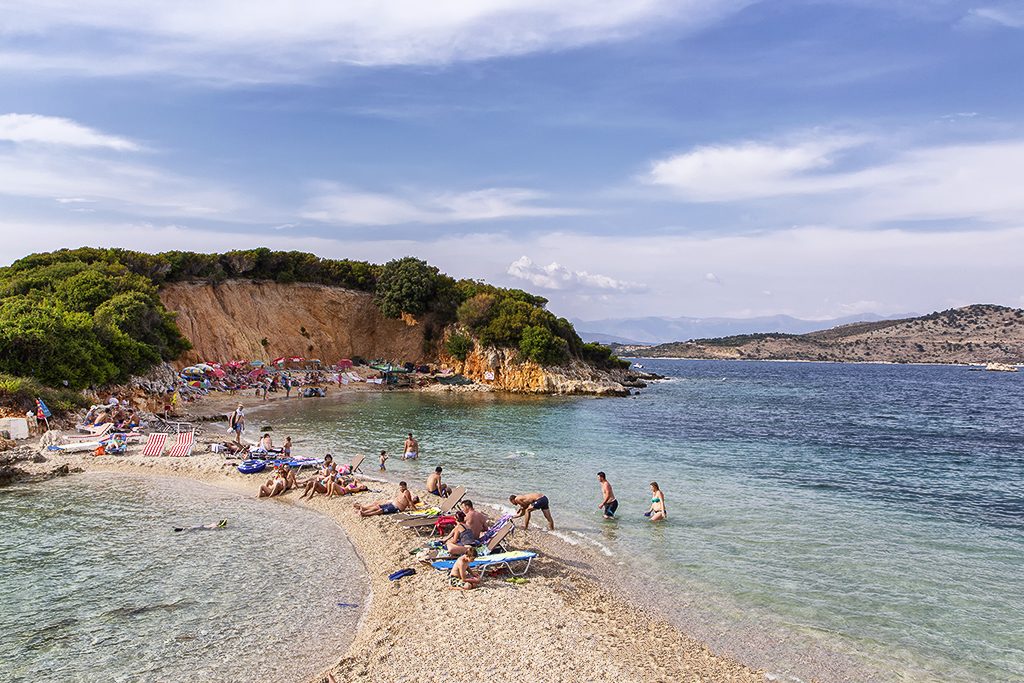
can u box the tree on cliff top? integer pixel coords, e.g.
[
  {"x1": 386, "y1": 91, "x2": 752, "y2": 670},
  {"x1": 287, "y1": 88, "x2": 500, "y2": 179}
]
[{"x1": 374, "y1": 257, "x2": 441, "y2": 318}]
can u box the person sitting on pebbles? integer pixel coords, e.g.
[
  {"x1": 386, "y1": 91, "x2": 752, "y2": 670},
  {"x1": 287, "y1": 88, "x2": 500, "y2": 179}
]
[
  {"x1": 450, "y1": 546, "x2": 482, "y2": 591},
  {"x1": 258, "y1": 467, "x2": 288, "y2": 498},
  {"x1": 354, "y1": 482, "x2": 414, "y2": 517},
  {"x1": 300, "y1": 458, "x2": 335, "y2": 499},
  {"x1": 441, "y1": 511, "x2": 478, "y2": 556}
]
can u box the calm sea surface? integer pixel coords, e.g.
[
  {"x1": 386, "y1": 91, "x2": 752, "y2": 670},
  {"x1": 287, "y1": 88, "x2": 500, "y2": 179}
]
[
  {"x1": 251, "y1": 359, "x2": 1023, "y2": 682},
  {"x1": 0, "y1": 473, "x2": 366, "y2": 682}
]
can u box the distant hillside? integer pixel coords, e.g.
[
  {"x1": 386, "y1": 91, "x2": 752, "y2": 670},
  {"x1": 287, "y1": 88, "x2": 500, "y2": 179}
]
[
  {"x1": 613, "y1": 305, "x2": 1024, "y2": 365},
  {"x1": 573, "y1": 312, "x2": 913, "y2": 345}
]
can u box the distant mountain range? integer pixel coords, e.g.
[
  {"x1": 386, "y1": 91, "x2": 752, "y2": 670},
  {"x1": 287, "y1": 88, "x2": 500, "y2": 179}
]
[
  {"x1": 605, "y1": 305, "x2": 1024, "y2": 366},
  {"x1": 574, "y1": 312, "x2": 916, "y2": 345}
]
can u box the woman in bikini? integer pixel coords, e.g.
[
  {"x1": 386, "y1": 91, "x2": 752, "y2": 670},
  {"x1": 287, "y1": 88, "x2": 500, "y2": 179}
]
[
  {"x1": 258, "y1": 467, "x2": 288, "y2": 498},
  {"x1": 442, "y1": 511, "x2": 478, "y2": 556},
  {"x1": 450, "y1": 546, "x2": 482, "y2": 590},
  {"x1": 645, "y1": 481, "x2": 667, "y2": 522},
  {"x1": 300, "y1": 461, "x2": 335, "y2": 499}
]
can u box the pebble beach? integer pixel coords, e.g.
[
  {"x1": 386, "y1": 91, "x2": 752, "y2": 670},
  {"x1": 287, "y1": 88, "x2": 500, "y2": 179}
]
[{"x1": 31, "y1": 444, "x2": 763, "y2": 683}]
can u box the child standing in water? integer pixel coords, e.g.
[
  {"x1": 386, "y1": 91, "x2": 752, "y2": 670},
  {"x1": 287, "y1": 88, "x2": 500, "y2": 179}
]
[{"x1": 379, "y1": 450, "x2": 389, "y2": 471}]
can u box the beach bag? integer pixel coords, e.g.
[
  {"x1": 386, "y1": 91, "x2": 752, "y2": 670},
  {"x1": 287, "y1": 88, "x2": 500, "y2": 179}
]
[{"x1": 434, "y1": 515, "x2": 457, "y2": 535}]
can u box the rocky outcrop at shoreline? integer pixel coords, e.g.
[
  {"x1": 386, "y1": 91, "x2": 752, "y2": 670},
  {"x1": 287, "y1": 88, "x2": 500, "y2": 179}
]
[{"x1": 450, "y1": 346, "x2": 633, "y2": 396}]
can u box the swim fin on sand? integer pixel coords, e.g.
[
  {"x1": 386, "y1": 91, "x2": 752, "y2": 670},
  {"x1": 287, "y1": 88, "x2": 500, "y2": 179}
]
[{"x1": 173, "y1": 520, "x2": 228, "y2": 532}]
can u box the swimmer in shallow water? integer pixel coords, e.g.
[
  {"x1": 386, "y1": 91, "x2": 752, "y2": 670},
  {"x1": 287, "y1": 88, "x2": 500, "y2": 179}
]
[{"x1": 645, "y1": 481, "x2": 666, "y2": 522}]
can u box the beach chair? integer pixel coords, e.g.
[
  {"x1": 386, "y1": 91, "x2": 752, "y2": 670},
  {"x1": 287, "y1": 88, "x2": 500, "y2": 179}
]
[
  {"x1": 348, "y1": 454, "x2": 364, "y2": 473},
  {"x1": 142, "y1": 432, "x2": 169, "y2": 457},
  {"x1": 472, "y1": 514, "x2": 514, "y2": 548},
  {"x1": 346, "y1": 372, "x2": 364, "y2": 382},
  {"x1": 167, "y1": 431, "x2": 195, "y2": 457},
  {"x1": 66, "y1": 423, "x2": 113, "y2": 440},
  {"x1": 432, "y1": 550, "x2": 538, "y2": 577},
  {"x1": 396, "y1": 486, "x2": 466, "y2": 524}
]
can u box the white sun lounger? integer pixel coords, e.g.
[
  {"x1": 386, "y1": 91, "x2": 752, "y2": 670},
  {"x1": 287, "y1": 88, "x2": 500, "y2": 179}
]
[{"x1": 431, "y1": 550, "x2": 537, "y2": 577}]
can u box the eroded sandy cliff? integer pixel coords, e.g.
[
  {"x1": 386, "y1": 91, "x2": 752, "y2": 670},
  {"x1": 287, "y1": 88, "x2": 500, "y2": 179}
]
[{"x1": 160, "y1": 281, "x2": 428, "y2": 366}]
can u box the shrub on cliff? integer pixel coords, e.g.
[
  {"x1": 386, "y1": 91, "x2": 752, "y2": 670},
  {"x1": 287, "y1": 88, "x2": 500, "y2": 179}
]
[
  {"x1": 374, "y1": 257, "x2": 441, "y2": 318},
  {"x1": 0, "y1": 257, "x2": 190, "y2": 389},
  {"x1": 519, "y1": 325, "x2": 569, "y2": 366},
  {"x1": 445, "y1": 331, "x2": 474, "y2": 361}
]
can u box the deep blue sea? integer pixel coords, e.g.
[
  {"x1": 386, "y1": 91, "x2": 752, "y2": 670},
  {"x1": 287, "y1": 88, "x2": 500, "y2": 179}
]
[{"x1": 252, "y1": 359, "x2": 1024, "y2": 682}]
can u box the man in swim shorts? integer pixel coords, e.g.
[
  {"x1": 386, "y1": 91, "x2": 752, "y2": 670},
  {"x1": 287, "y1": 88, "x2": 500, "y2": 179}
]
[
  {"x1": 228, "y1": 404, "x2": 245, "y2": 444},
  {"x1": 509, "y1": 492, "x2": 555, "y2": 531},
  {"x1": 426, "y1": 466, "x2": 451, "y2": 497},
  {"x1": 403, "y1": 432, "x2": 419, "y2": 459},
  {"x1": 597, "y1": 471, "x2": 618, "y2": 519},
  {"x1": 355, "y1": 481, "x2": 414, "y2": 517}
]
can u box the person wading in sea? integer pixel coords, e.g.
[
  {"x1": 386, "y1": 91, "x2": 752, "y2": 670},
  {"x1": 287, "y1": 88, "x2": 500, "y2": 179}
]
[
  {"x1": 597, "y1": 471, "x2": 618, "y2": 519},
  {"x1": 509, "y1": 492, "x2": 555, "y2": 531},
  {"x1": 403, "y1": 432, "x2": 419, "y2": 460}
]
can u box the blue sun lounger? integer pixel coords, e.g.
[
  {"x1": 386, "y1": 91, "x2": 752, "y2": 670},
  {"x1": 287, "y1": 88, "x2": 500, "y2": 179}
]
[{"x1": 431, "y1": 550, "x2": 537, "y2": 577}]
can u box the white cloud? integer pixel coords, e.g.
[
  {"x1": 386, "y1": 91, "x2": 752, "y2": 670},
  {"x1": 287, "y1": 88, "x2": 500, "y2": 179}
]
[
  {"x1": 2, "y1": 221, "x2": 1023, "y2": 321},
  {"x1": 644, "y1": 132, "x2": 1024, "y2": 225},
  {"x1": 507, "y1": 256, "x2": 647, "y2": 293},
  {"x1": 965, "y1": 6, "x2": 1024, "y2": 28},
  {"x1": 0, "y1": 113, "x2": 140, "y2": 151},
  {"x1": 704, "y1": 272, "x2": 721, "y2": 284},
  {"x1": 302, "y1": 184, "x2": 578, "y2": 225},
  {"x1": 0, "y1": 146, "x2": 254, "y2": 220},
  {"x1": 0, "y1": 1, "x2": 750, "y2": 81},
  {"x1": 644, "y1": 134, "x2": 865, "y2": 201}
]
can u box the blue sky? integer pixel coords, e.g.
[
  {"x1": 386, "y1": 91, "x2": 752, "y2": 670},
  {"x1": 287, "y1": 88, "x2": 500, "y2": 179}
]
[{"x1": 1, "y1": 0, "x2": 1023, "y2": 320}]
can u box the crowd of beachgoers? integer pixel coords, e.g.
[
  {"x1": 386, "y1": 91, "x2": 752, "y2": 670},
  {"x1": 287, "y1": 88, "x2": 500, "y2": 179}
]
[
  {"x1": 18, "y1": 389, "x2": 764, "y2": 683},
  {"x1": 239, "y1": 425, "x2": 671, "y2": 592}
]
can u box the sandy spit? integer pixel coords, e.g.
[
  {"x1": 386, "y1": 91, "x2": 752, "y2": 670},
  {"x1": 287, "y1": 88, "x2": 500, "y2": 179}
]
[{"x1": 34, "y1": 445, "x2": 764, "y2": 683}]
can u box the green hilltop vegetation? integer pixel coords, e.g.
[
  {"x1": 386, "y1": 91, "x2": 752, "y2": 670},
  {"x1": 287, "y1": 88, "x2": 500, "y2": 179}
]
[{"x1": 0, "y1": 247, "x2": 623, "y2": 396}]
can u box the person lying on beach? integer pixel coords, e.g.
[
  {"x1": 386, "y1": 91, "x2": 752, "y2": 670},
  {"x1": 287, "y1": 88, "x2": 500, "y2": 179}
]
[
  {"x1": 645, "y1": 482, "x2": 667, "y2": 522},
  {"x1": 597, "y1": 472, "x2": 618, "y2": 519},
  {"x1": 426, "y1": 467, "x2": 451, "y2": 497},
  {"x1": 450, "y1": 546, "x2": 482, "y2": 590},
  {"x1": 441, "y1": 511, "x2": 478, "y2": 556},
  {"x1": 460, "y1": 500, "x2": 487, "y2": 537},
  {"x1": 258, "y1": 469, "x2": 288, "y2": 498},
  {"x1": 509, "y1": 493, "x2": 555, "y2": 531},
  {"x1": 354, "y1": 482, "x2": 414, "y2": 517}
]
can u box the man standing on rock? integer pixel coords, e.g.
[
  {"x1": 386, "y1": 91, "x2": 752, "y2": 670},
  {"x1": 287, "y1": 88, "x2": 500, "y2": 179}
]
[
  {"x1": 597, "y1": 471, "x2": 618, "y2": 519},
  {"x1": 509, "y1": 492, "x2": 555, "y2": 531},
  {"x1": 403, "y1": 433, "x2": 419, "y2": 459}
]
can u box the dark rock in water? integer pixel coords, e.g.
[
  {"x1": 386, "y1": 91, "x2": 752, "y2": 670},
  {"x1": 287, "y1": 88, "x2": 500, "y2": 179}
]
[{"x1": 260, "y1": 425, "x2": 273, "y2": 432}]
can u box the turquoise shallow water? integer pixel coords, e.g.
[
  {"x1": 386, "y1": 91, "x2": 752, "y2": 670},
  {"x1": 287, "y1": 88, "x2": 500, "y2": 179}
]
[
  {"x1": 0, "y1": 473, "x2": 366, "y2": 682},
  {"x1": 250, "y1": 359, "x2": 1024, "y2": 682}
]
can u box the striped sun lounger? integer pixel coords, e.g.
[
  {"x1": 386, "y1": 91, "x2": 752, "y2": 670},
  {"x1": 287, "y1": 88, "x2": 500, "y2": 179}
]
[
  {"x1": 431, "y1": 550, "x2": 538, "y2": 576},
  {"x1": 167, "y1": 431, "x2": 195, "y2": 457},
  {"x1": 142, "y1": 433, "x2": 168, "y2": 457}
]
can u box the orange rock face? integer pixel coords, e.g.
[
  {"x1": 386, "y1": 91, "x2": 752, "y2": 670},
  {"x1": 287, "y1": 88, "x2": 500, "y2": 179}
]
[{"x1": 160, "y1": 281, "x2": 430, "y2": 366}]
